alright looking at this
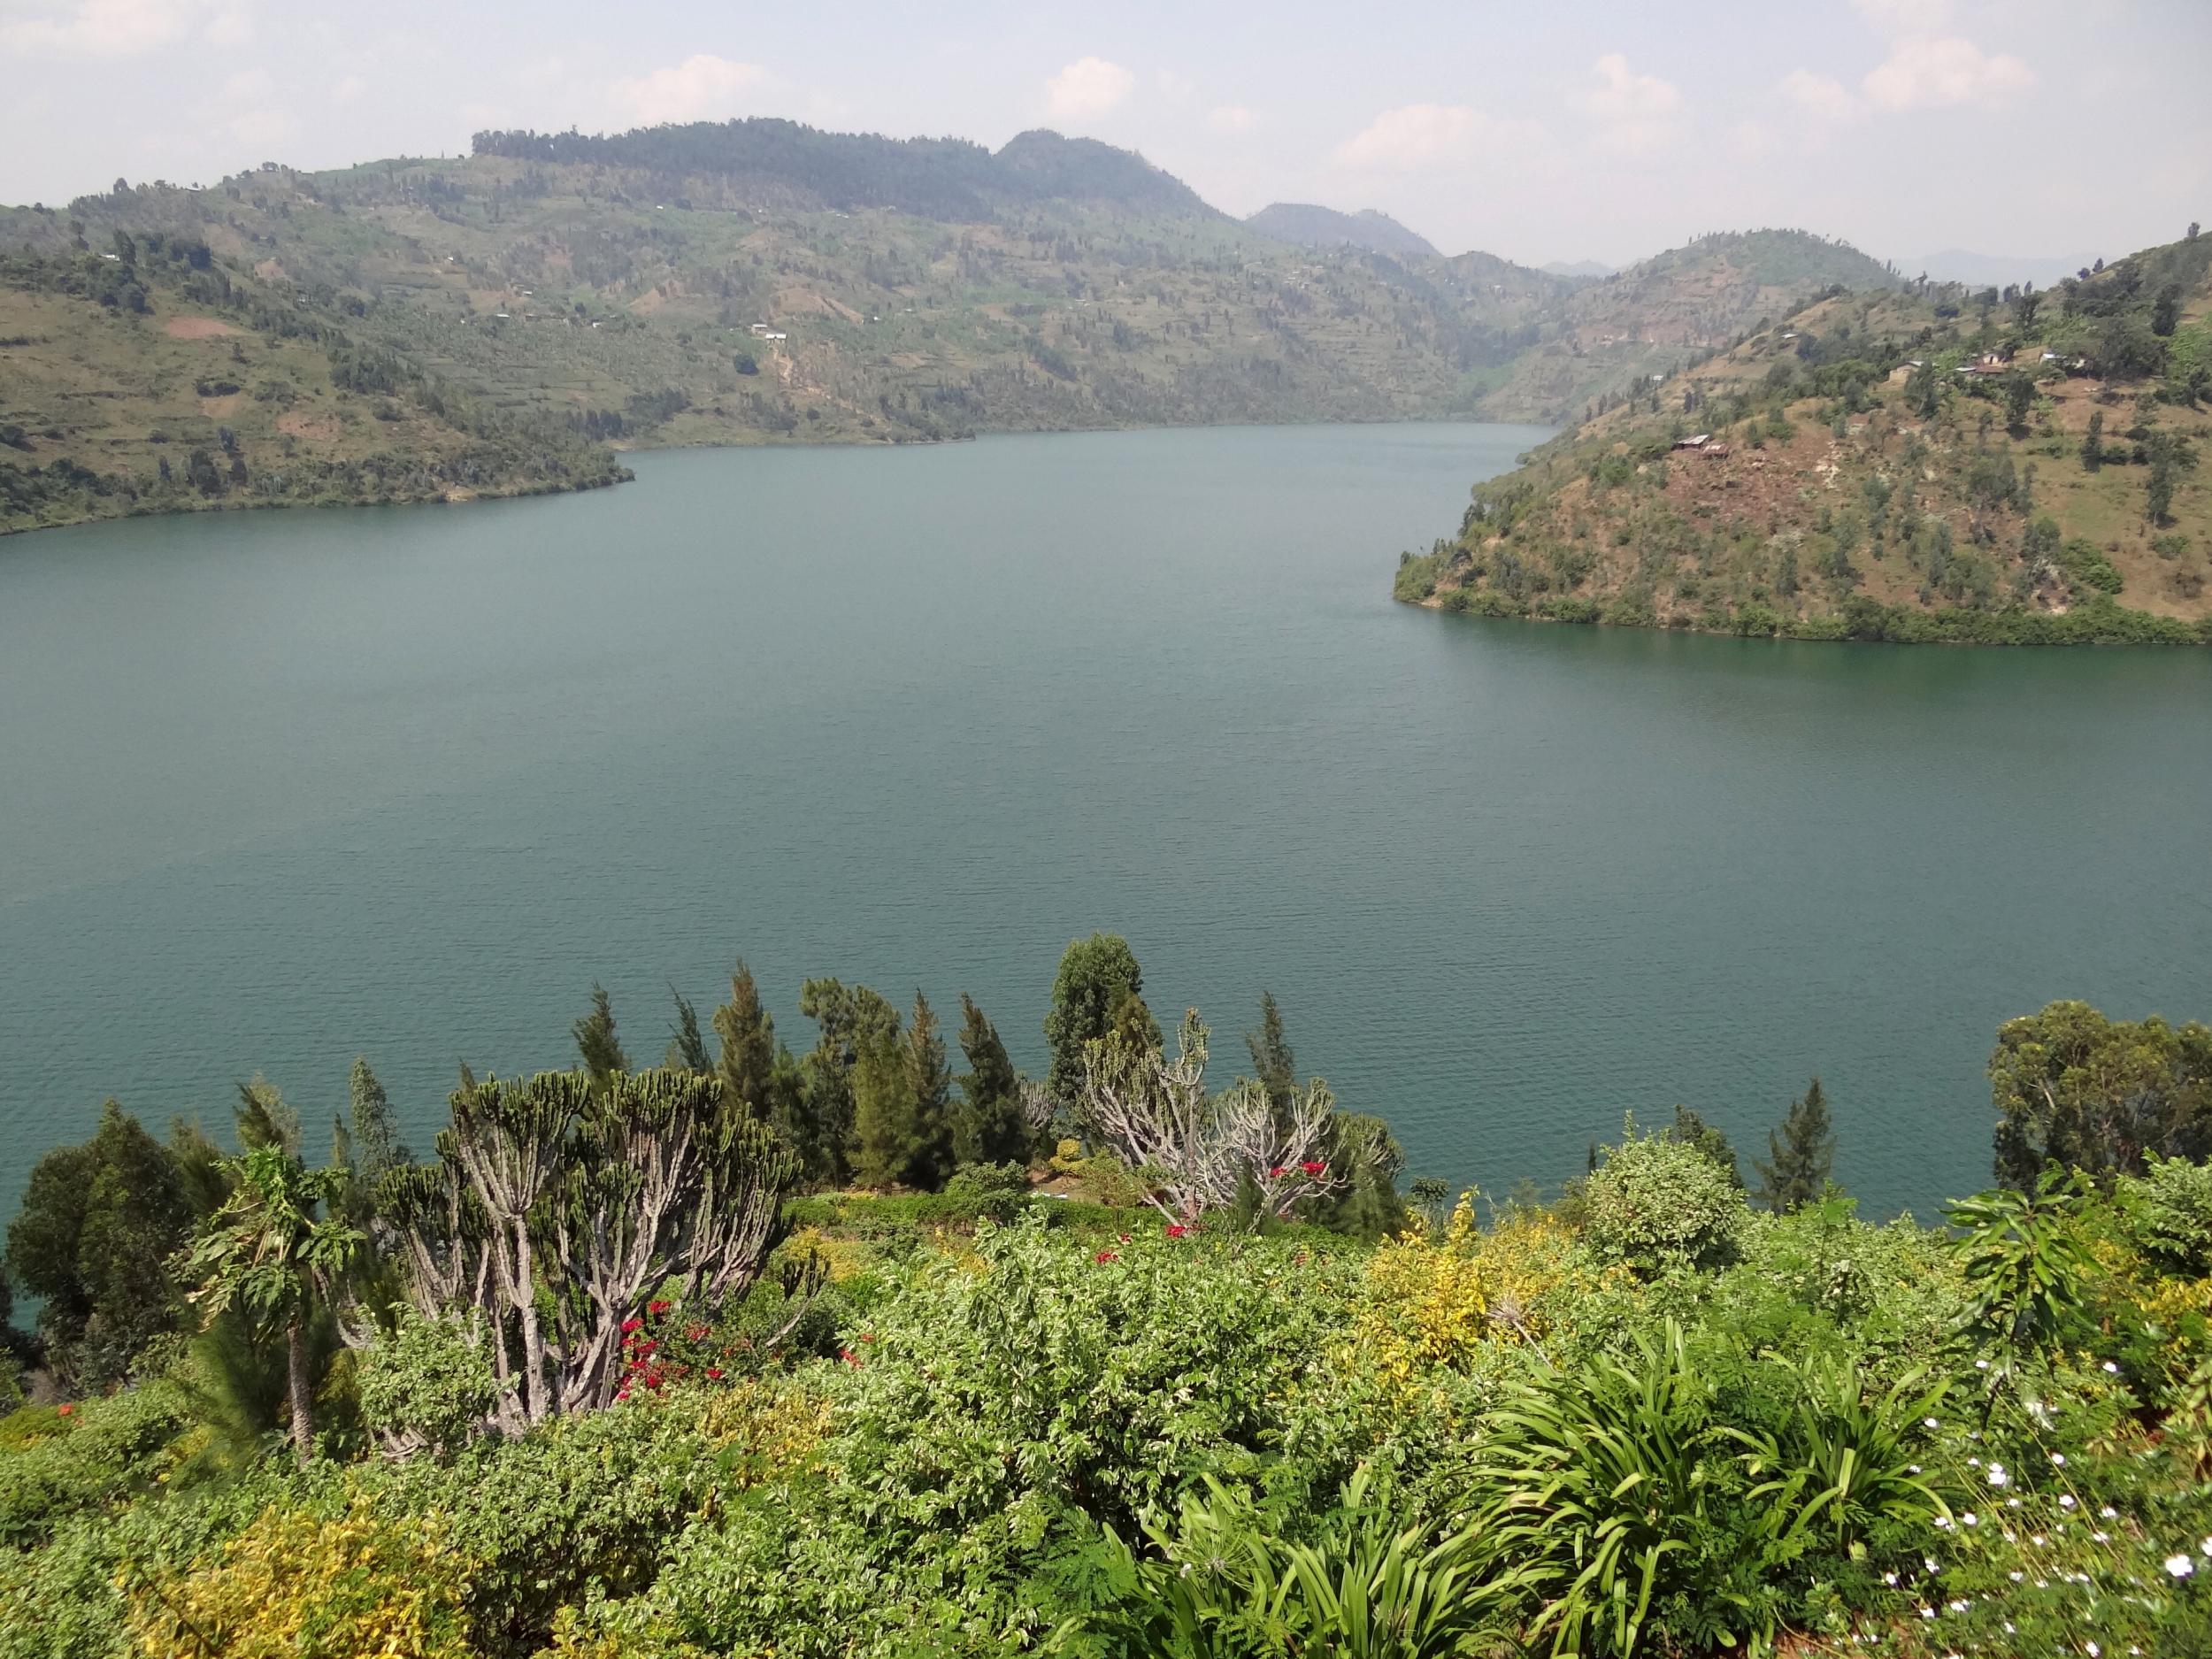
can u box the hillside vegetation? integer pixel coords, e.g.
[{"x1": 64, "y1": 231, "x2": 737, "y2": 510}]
[
  {"x1": 1245, "y1": 202, "x2": 1440, "y2": 259},
  {"x1": 4, "y1": 936, "x2": 2211, "y2": 1657},
  {"x1": 4, "y1": 120, "x2": 1901, "y2": 534},
  {"x1": 1398, "y1": 228, "x2": 2212, "y2": 644}
]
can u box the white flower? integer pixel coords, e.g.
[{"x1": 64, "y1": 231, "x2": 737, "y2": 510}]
[
  {"x1": 2200, "y1": 1535, "x2": 2212, "y2": 1557},
  {"x1": 2103, "y1": 1361, "x2": 2120, "y2": 1373},
  {"x1": 2101, "y1": 1505, "x2": 2118, "y2": 1518},
  {"x1": 2008, "y1": 1571, "x2": 2024, "y2": 1581},
  {"x1": 2060, "y1": 1494, "x2": 2077, "y2": 1509},
  {"x1": 1919, "y1": 1606, "x2": 1935, "y2": 1620},
  {"x1": 1884, "y1": 1571, "x2": 1898, "y2": 1586},
  {"x1": 2169, "y1": 1554, "x2": 2197, "y2": 1578},
  {"x1": 1947, "y1": 1598, "x2": 1969, "y2": 1611},
  {"x1": 2094, "y1": 1531, "x2": 2109, "y2": 1542},
  {"x1": 1925, "y1": 1416, "x2": 1941, "y2": 1428},
  {"x1": 2085, "y1": 1641, "x2": 2099, "y2": 1655},
  {"x1": 2052, "y1": 1453, "x2": 2067, "y2": 1466},
  {"x1": 1925, "y1": 1556, "x2": 1940, "y2": 1573},
  {"x1": 1962, "y1": 1512, "x2": 1978, "y2": 1526},
  {"x1": 1934, "y1": 1517, "x2": 1952, "y2": 1529},
  {"x1": 1987, "y1": 1464, "x2": 2008, "y2": 1487}
]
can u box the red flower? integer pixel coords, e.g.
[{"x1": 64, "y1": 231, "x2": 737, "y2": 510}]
[
  {"x1": 1094, "y1": 1249, "x2": 1119, "y2": 1263},
  {"x1": 705, "y1": 1367, "x2": 725, "y2": 1380},
  {"x1": 620, "y1": 1317, "x2": 643, "y2": 1333},
  {"x1": 840, "y1": 1347, "x2": 861, "y2": 1367},
  {"x1": 1166, "y1": 1223, "x2": 1189, "y2": 1239},
  {"x1": 634, "y1": 1339, "x2": 657, "y2": 1356},
  {"x1": 56, "y1": 1403, "x2": 73, "y2": 1417},
  {"x1": 1268, "y1": 1166, "x2": 1286, "y2": 1179},
  {"x1": 648, "y1": 1299, "x2": 672, "y2": 1316},
  {"x1": 685, "y1": 1323, "x2": 709, "y2": 1342},
  {"x1": 1118, "y1": 1233, "x2": 1131, "y2": 1244},
  {"x1": 1301, "y1": 1160, "x2": 1327, "y2": 1177}
]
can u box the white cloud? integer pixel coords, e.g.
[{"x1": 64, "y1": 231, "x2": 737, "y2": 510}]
[
  {"x1": 1046, "y1": 56, "x2": 1134, "y2": 121},
  {"x1": 1863, "y1": 35, "x2": 2036, "y2": 111},
  {"x1": 609, "y1": 54, "x2": 766, "y2": 126},
  {"x1": 0, "y1": 0, "x2": 243, "y2": 58},
  {"x1": 1578, "y1": 52, "x2": 1684, "y2": 155},
  {"x1": 1337, "y1": 103, "x2": 1536, "y2": 169},
  {"x1": 1779, "y1": 69, "x2": 1859, "y2": 122},
  {"x1": 1156, "y1": 69, "x2": 1196, "y2": 102},
  {"x1": 1208, "y1": 104, "x2": 1256, "y2": 134}
]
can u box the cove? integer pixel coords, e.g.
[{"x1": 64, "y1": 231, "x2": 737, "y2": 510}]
[{"x1": 3, "y1": 421, "x2": 2208, "y2": 1222}]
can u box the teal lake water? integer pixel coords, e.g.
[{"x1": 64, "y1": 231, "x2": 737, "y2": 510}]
[{"x1": 4, "y1": 422, "x2": 2208, "y2": 1221}]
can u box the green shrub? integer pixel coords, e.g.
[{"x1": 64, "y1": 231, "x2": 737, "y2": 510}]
[
  {"x1": 357, "y1": 1309, "x2": 497, "y2": 1458},
  {"x1": 1580, "y1": 1123, "x2": 1749, "y2": 1277},
  {"x1": 0, "y1": 1381, "x2": 187, "y2": 1548},
  {"x1": 2125, "y1": 1155, "x2": 2212, "y2": 1276}
]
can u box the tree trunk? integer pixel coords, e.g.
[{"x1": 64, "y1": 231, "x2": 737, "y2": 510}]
[{"x1": 286, "y1": 1314, "x2": 315, "y2": 1465}]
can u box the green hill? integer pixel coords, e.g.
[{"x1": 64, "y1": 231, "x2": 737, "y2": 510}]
[
  {"x1": 1396, "y1": 230, "x2": 2212, "y2": 643},
  {"x1": 0, "y1": 119, "x2": 1938, "y2": 537}
]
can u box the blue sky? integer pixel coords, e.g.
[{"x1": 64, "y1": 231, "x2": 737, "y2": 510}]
[{"x1": 3, "y1": 0, "x2": 2205, "y2": 268}]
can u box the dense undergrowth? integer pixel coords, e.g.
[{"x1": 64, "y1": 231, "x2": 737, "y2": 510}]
[{"x1": 3, "y1": 963, "x2": 2209, "y2": 1657}]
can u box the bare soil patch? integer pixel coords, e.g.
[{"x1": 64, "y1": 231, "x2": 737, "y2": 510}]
[{"x1": 161, "y1": 317, "x2": 238, "y2": 340}]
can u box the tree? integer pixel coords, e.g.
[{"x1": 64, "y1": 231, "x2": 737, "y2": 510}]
[
  {"x1": 903, "y1": 993, "x2": 955, "y2": 1187},
  {"x1": 5, "y1": 1101, "x2": 197, "y2": 1387},
  {"x1": 2081, "y1": 410, "x2": 2104, "y2": 472},
  {"x1": 1245, "y1": 991, "x2": 1296, "y2": 1126},
  {"x1": 851, "y1": 1024, "x2": 921, "y2": 1189},
  {"x1": 710, "y1": 961, "x2": 777, "y2": 1114},
  {"x1": 1990, "y1": 1001, "x2": 2212, "y2": 1188},
  {"x1": 2153, "y1": 285, "x2": 2182, "y2": 338},
  {"x1": 1080, "y1": 1010, "x2": 1347, "y2": 1227},
  {"x1": 1753, "y1": 1078, "x2": 1837, "y2": 1214},
  {"x1": 334, "y1": 1058, "x2": 412, "y2": 1226},
  {"x1": 954, "y1": 994, "x2": 1027, "y2": 1167},
  {"x1": 2147, "y1": 431, "x2": 2195, "y2": 526},
  {"x1": 1045, "y1": 933, "x2": 1149, "y2": 1102},
  {"x1": 2002, "y1": 372, "x2": 2034, "y2": 434},
  {"x1": 2014, "y1": 285, "x2": 2040, "y2": 331},
  {"x1": 572, "y1": 984, "x2": 627, "y2": 1094},
  {"x1": 665, "y1": 990, "x2": 711, "y2": 1072},
  {"x1": 185, "y1": 1141, "x2": 363, "y2": 1463},
  {"x1": 1663, "y1": 1105, "x2": 1743, "y2": 1188},
  {"x1": 379, "y1": 1067, "x2": 796, "y2": 1430},
  {"x1": 795, "y1": 978, "x2": 900, "y2": 1185}
]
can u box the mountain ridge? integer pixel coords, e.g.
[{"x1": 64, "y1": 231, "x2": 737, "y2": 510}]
[{"x1": 1, "y1": 119, "x2": 1913, "y2": 534}]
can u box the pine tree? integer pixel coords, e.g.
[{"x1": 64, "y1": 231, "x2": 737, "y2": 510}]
[
  {"x1": 851, "y1": 1025, "x2": 918, "y2": 1189},
  {"x1": 1755, "y1": 1078, "x2": 1837, "y2": 1215},
  {"x1": 903, "y1": 993, "x2": 955, "y2": 1189},
  {"x1": 1245, "y1": 991, "x2": 1296, "y2": 1127},
  {"x1": 954, "y1": 994, "x2": 1027, "y2": 1167},
  {"x1": 711, "y1": 961, "x2": 777, "y2": 1114},
  {"x1": 2081, "y1": 411, "x2": 2103, "y2": 472},
  {"x1": 572, "y1": 985, "x2": 626, "y2": 1094},
  {"x1": 666, "y1": 990, "x2": 711, "y2": 1072}
]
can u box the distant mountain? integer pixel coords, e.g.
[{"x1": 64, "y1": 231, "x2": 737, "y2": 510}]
[
  {"x1": 1475, "y1": 229, "x2": 1904, "y2": 422},
  {"x1": 468, "y1": 118, "x2": 1221, "y2": 222},
  {"x1": 1906, "y1": 249, "x2": 2112, "y2": 290},
  {"x1": 1246, "y1": 203, "x2": 1438, "y2": 259},
  {"x1": 1540, "y1": 259, "x2": 1615, "y2": 279}
]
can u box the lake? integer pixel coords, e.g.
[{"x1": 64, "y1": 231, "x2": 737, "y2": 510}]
[{"x1": 4, "y1": 422, "x2": 2208, "y2": 1222}]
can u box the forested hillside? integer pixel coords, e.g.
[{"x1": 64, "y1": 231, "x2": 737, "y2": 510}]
[
  {"x1": 4, "y1": 933, "x2": 2210, "y2": 1657},
  {"x1": 1398, "y1": 227, "x2": 2212, "y2": 643},
  {"x1": 3, "y1": 119, "x2": 1907, "y2": 534}
]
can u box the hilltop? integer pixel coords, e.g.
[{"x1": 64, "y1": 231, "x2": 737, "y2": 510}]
[
  {"x1": 1396, "y1": 228, "x2": 2212, "y2": 643},
  {"x1": 1471, "y1": 228, "x2": 1903, "y2": 423},
  {"x1": 1, "y1": 118, "x2": 1927, "y2": 535},
  {"x1": 1245, "y1": 202, "x2": 1440, "y2": 259}
]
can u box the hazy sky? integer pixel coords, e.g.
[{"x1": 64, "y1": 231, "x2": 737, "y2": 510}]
[{"x1": 3, "y1": 0, "x2": 2206, "y2": 268}]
